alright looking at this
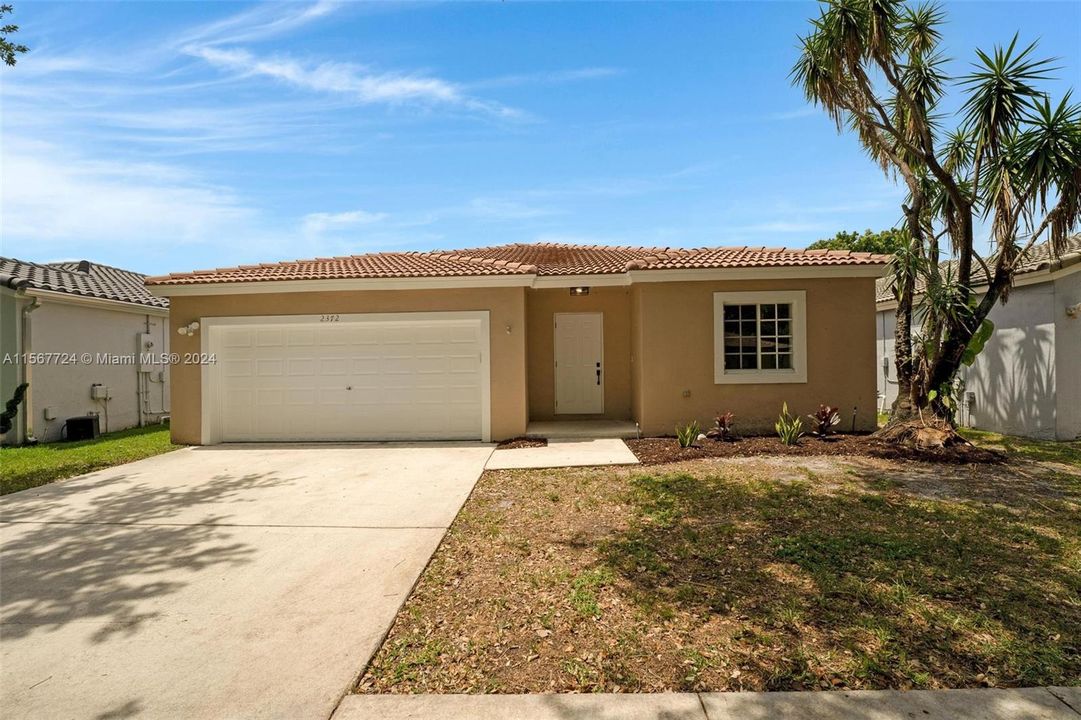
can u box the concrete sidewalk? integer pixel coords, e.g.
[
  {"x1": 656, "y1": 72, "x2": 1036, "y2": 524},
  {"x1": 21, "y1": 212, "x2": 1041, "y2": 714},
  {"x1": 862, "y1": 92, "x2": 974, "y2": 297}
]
[{"x1": 335, "y1": 687, "x2": 1081, "y2": 720}]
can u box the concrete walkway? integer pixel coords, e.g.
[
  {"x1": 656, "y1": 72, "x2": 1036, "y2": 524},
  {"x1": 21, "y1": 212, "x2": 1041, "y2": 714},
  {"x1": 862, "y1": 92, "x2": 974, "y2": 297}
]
[
  {"x1": 526, "y1": 419, "x2": 640, "y2": 439},
  {"x1": 485, "y1": 438, "x2": 640, "y2": 470},
  {"x1": 335, "y1": 687, "x2": 1081, "y2": 719},
  {"x1": 0, "y1": 443, "x2": 493, "y2": 720}
]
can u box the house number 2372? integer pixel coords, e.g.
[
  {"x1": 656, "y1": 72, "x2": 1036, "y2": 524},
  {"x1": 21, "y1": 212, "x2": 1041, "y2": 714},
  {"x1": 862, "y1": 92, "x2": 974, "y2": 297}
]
[{"x1": 320, "y1": 314, "x2": 341, "y2": 322}]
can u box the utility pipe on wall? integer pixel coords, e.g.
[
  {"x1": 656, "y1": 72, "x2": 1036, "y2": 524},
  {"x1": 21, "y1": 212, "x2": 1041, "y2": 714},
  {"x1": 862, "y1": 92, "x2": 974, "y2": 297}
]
[{"x1": 19, "y1": 294, "x2": 41, "y2": 443}]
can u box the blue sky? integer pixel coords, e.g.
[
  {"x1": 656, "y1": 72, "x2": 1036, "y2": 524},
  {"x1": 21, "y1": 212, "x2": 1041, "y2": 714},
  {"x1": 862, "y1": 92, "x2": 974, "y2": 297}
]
[{"x1": 2, "y1": 1, "x2": 1079, "y2": 275}]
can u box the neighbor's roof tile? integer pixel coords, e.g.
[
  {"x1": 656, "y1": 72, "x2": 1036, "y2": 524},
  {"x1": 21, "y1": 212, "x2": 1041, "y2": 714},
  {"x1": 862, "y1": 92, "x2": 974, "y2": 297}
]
[
  {"x1": 874, "y1": 235, "x2": 1081, "y2": 302},
  {"x1": 0, "y1": 257, "x2": 169, "y2": 309}
]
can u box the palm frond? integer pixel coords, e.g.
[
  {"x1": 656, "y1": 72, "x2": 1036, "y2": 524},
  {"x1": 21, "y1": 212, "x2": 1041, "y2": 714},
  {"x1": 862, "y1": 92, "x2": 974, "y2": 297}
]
[{"x1": 959, "y1": 35, "x2": 1059, "y2": 147}]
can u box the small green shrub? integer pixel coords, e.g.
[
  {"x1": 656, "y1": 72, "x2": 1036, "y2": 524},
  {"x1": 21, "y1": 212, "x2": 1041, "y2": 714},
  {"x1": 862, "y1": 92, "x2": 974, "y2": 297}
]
[
  {"x1": 775, "y1": 402, "x2": 804, "y2": 446},
  {"x1": 675, "y1": 420, "x2": 701, "y2": 448}
]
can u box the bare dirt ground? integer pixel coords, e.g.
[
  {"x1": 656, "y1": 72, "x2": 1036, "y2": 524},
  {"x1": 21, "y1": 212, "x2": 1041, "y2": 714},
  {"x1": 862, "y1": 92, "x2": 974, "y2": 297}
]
[{"x1": 358, "y1": 443, "x2": 1080, "y2": 694}]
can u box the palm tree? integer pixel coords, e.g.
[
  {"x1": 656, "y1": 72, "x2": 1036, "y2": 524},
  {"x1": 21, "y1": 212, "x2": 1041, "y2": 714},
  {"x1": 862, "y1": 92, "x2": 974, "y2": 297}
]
[{"x1": 792, "y1": 0, "x2": 1080, "y2": 433}]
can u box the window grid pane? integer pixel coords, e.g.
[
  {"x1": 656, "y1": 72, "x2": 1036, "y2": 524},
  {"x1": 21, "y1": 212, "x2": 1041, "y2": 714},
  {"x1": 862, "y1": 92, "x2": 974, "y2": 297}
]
[{"x1": 724, "y1": 302, "x2": 793, "y2": 372}]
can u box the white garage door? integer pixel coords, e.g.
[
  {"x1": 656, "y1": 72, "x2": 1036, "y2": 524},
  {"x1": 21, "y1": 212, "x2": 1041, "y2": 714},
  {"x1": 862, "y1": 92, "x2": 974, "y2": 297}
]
[{"x1": 204, "y1": 313, "x2": 490, "y2": 442}]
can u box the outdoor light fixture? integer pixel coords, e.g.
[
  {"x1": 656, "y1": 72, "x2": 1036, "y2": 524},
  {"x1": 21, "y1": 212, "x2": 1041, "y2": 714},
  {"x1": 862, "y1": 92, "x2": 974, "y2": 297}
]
[
  {"x1": 569, "y1": 286, "x2": 590, "y2": 296},
  {"x1": 177, "y1": 321, "x2": 201, "y2": 336}
]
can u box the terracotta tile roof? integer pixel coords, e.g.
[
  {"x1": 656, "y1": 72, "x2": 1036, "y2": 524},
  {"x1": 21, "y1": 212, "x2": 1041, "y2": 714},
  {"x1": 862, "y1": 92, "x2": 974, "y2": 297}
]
[
  {"x1": 1, "y1": 257, "x2": 169, "y2": 309},
  {"x1": 874, "y1": 235, "x2": 1081, "y2": 303},
  {"x1": 145, "y1": 251, "x2": 538, "y2": 286},
  {"x1": 450, "y1": 243, "x2": 694, "y2": 275},
  {"x1": 146, "y1": 242, "x2": 890, "y2": 286},
  {"x1": 634, "y1": 245, "x2": 887, "y2": 270}
]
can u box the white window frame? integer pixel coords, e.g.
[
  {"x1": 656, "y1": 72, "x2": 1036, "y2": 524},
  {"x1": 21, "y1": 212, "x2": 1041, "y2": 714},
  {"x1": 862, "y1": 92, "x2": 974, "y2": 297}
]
[{"x1": 713, "y1": 290, "x2": 807, "y2": 384}]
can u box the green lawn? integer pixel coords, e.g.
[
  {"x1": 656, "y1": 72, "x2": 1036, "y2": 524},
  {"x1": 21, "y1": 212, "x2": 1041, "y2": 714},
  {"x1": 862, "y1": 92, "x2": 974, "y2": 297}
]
[{"x1": 1, "y1": 425, "x2": 181, "y2": 495}]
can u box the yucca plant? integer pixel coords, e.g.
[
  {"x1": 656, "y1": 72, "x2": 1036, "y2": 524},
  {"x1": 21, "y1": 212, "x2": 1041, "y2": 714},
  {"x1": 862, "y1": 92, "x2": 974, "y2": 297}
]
[
  {"x1": 808, "y1": 404, "x2": 841, "y2": 437},
  {"x1": 706, "y1": 411, "x2": 736, "y2": 441},
  {"x1": 775, "y1": 403, "x2": 804, "y2": 446},
  {"x1": 793, "y1": 2, "x2": 1080, "y2": 431},
  {"x1": 675, "y1": 420, "x2": 701, "y2": 448}
]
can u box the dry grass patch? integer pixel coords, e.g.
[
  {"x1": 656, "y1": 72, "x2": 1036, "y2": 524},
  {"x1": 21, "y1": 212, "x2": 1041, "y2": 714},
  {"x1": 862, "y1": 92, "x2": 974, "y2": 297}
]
[{"x1": 358, "y1": 452, "x2": 1080, "y2": 694}]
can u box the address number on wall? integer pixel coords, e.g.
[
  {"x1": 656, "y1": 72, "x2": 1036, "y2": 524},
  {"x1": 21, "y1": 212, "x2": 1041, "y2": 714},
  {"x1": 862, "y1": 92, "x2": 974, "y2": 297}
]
[{"x1": 320, "y1": 314, "x2": 341, "y2": 322}]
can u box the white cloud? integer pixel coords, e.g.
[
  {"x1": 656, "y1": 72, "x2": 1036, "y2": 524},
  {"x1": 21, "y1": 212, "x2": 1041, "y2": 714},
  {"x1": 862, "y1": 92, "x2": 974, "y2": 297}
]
[
  {"x1": 186, "y1": 45, "x2": 520, "y2": 118},
  {"x1": 0, "y1": 136, "x2": 254, "y2": 252},
  {"x1": 302, "y1": 209, "x2": 388, "y2": 238},
  {"x1": 176, "y1": 0, "x2": 342, "y2": 47}
]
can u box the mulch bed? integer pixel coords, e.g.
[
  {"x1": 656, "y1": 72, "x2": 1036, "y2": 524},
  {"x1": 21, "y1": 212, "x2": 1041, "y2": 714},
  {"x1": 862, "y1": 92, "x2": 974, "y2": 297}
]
[
  {"x1": 497, "y1": 436, "x2": 548, "y2": 450},
  {"x1": 626, "y1": 434, "x2": 1005, "y2": 466}
]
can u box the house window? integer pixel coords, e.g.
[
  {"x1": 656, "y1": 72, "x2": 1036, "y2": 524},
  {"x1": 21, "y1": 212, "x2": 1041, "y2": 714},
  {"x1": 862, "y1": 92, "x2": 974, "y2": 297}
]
[{"x1": 713, "y1": 291, "x2": 807, "y2": 384}]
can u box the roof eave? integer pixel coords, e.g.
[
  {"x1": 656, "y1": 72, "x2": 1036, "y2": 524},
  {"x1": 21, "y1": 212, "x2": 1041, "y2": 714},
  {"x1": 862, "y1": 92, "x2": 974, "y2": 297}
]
[
  {"x1": 25, "y1": 287, "x2": 169, "y2": 315},
  {"x1": 148, "y1": 262, "x2": 890, "y2": 295}
]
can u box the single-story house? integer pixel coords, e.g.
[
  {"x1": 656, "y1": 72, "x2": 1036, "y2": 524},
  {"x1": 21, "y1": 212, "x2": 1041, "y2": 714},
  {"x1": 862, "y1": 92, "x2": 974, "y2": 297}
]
[
  {"x1": 0, "y1": 258, "x2": 171, "y2": 445},
  {"x1": 876, "y1": 235, "x2": 1081, "y2": 441},
  {"x1": 146, "y1": 243, "x2": 888, "y2": 444}
]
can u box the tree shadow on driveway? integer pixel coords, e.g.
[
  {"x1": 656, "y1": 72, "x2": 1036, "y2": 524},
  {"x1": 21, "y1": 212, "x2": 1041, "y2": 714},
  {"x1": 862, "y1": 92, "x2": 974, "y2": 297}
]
[{"x1": 0, "y1": 470, "x2": 293, "y2": 643}]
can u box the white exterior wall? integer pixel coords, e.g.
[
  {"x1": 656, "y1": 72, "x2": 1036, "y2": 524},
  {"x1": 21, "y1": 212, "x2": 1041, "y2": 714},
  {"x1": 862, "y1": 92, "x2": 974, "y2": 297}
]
[
  {"x1": 24, "y1": 298, "x2": 170, "y2": 443},
  {"x1": 875, "y1": 266, "x2": 1080, "y2": 440},
  {"x1": 875, "y1": 309, "x2": 898, "y2": 413},
  {"x1": 1054, "y1": 270, "x2": 1081, "y2": 440},
  {"x1": 960, "y1": 283, "x2": 1057, "y2": 439},
  {"x1": 0, "y1": 289, "x2": 28, "y2": 444}
]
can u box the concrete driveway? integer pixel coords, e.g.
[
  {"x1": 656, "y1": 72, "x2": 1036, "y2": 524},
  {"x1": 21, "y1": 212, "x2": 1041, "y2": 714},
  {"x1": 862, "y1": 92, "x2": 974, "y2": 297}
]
[{"x1": 0, "y1": 443, "x2": 493, "y2": 720}]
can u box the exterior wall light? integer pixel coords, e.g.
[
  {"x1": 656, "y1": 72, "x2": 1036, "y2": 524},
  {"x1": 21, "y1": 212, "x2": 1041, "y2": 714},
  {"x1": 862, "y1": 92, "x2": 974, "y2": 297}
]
[
  {"x1": 569, "y1": 287, "x2": 590, "y2": 296},
  {"x1": 177, "y1": 321, "x2": 201, "y2": 336}
]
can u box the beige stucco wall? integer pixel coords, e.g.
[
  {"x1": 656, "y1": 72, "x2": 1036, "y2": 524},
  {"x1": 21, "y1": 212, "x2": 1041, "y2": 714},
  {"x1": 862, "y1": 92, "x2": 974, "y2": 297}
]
[
  {"x1": 635, "y1": 277, "x2": 879, "y2": 436},
  {"x1": 525, "y1": 287, "x2": 633, "y2": 421},
  {"x1": 167, "y1": 287, "x2": 528, "y2": 444},
  {"x1": 630, "y1": 285, "x2": 644, "y2": 425}
]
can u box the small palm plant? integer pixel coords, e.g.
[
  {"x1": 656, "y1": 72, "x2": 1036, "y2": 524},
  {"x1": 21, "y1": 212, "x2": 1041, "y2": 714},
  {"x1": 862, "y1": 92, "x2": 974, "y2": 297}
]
[
  {"x1": 675, "y1": 420, "x2": 701, "y2": 448},
  {"x1": 775, "y1": 402, "x2": 804, "y2": 446}
]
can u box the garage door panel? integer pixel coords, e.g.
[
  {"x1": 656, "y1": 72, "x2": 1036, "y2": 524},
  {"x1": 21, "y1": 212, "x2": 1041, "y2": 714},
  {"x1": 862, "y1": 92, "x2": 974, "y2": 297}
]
[
  {"x1": 319, "y1": 358, "x2": 349, "y2": 375},
  {"x1": 287, "y1": 358, "x2": 317, "y2": 376},
  {"x1": 255, "y1": 328, "x2": 283, "y2": 346},
  {"x1": 286, "y1": 328, "x2": 315, "y2": 346},
  {"x1": 316, "y1": 388, "x2": 348, "y2": 405},
  {"x1": 224, "y1": 359, "x2": 252, "y2": 378},
  {"x1": 255, "y1": 359, "x2": 283, "y2": 376},
  {"x1": 212, "y1": 315, "x2": 487, "y2": 442},
  {"x1": 223, "y1": 329, "x2": 253, "y2": 347},
  {"x1": 285, "y1": 388, "x2": 315, "y2": 405}
]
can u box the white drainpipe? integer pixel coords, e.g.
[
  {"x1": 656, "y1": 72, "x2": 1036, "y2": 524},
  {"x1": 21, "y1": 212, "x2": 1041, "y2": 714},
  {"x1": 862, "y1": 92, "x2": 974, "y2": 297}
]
[{"x1": 20, "y1": 294, "x2": 42, "y2": 443}]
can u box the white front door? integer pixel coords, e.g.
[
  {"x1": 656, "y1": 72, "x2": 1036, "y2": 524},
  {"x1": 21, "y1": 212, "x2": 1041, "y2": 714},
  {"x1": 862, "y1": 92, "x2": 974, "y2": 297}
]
[{"x1": 554, "y1": 312, "x2": 604, "y2": 414}]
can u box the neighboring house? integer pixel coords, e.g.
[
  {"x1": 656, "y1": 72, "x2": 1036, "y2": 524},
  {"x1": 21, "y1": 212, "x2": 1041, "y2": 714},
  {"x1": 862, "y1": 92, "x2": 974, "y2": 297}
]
[
  {"x1": 147, "y1": 243, "x2": 887, "y2": 444},
  {"x1": 875, "y1": 236, "x2": 1081, "y2": 441},
  {"x1": 0, "y1": 259, "x2": 171, "y2": 445}
]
